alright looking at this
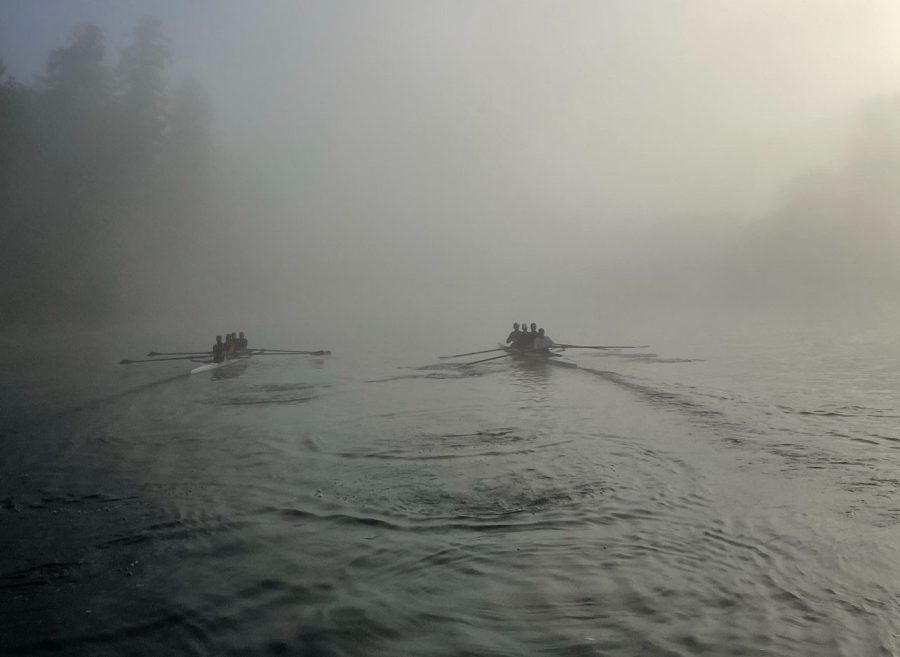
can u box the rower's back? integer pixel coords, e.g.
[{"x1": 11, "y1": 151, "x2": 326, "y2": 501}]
[
  {"x1": 512, "y1": 331, "x2": 532, "y2": 350},
  {"x1": 212, "y1": 337, "x2": 225, "y2": 363}
]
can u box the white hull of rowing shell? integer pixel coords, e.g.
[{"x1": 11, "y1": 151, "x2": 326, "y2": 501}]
[{"x1": 190, "y1": 356, "x2": 250, "y2": 375}]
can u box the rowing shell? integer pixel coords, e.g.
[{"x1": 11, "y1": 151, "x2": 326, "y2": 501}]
[
  {"x1": 498, "y1": 343, "x2": 578, "y2": 369},
  {"x1": 190, "y1": 355, "x2": 250, "y2": 375}
]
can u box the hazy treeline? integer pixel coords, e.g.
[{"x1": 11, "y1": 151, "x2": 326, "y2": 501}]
[
  {"x1": 4, "y1": 12, "x2": 900, "y2": 340},
  {"x1": 1, "y1": 19, "x2": 211, "y2": 329},
  {"x1": 725, "y1": 97, "x2": 900, "y2": 312}
]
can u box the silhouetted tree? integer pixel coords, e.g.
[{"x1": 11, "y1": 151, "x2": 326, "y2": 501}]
[
  {"x1": 164, "y1": 77, "x2": 212, "y2": 205},
  {"x1": 41, "y1": 24, "x2": 108, "y2": 108},
  {"x1": 0, "y1": 19, "x2": 214, "y2": 329},
  {"x1": 116, "y1": 17, "x2": 170, "y2": 160}
]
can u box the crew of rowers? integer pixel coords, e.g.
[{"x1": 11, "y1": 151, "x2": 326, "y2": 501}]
[
  {"x1": 212, "y1": 331, "x2": 249, "y2": 363},
  {"x1": 505, "y1": 322, "x2": 553, "y2": 352}
]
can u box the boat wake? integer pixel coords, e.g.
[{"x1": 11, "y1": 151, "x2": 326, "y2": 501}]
[{"x1": 579, "y1": 366, "x2": 737, "y2": 429}]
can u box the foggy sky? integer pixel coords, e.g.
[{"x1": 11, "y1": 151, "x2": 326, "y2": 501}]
[{"x1": 5, "y1": 1, "x2": 900, "y2": 344}]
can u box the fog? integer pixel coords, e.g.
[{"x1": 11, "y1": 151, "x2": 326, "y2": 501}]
[{"x1": 4, "y1": 1, "x2": 900, "y2": 349}]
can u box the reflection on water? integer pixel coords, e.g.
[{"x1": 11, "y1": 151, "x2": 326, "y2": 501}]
[
  {"x1": 508, "y1": 358, "x2": 553, "y2": 408},
  {"x1": 211, "y1": 358, "x2": 250, "y2": 381},
  {"x1": 2, "y1": 331, "x2": 900, "y2": 656}
]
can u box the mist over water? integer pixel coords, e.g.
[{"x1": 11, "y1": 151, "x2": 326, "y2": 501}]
[
  {"x1": 3, "y1": 2, "x2": 900, "y2": 656},
  {"x1": 3, "y1": 1, "x2": 900, "y2": 333}
]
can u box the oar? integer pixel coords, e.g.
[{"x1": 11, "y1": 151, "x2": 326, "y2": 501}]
[
  {"x1": 147, "y1": 351, "x2": 210, "y2": 357},
  {"x1": 440, "y1": 347, "x2": 505, "y2": 359},
  {"x1": 121, "y1": 355, "x2": 205, "y2": 365},
  {"x1": 462, "y1": 353, "x2": 514, "y2": 366},
  {"x1": 252, "y1": 350, "x2": 331, "y2": 356},
  {"x1": 554, "y1": 343, "x2": 648, "y2": 350},
  {"x1": 252, "y1": 348, "x2": 331, "y2": 354}
]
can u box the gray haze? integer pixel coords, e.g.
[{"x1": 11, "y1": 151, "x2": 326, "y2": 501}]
[{"x1": 4, "y1": 1, "x2": 900, "y2": 348}]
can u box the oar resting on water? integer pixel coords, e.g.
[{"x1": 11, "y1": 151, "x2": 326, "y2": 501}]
[
  {"x1": 148, "y1": 348, "x2": 331, "y2": 357},
  {"x1": 439, "y1": 347, "x2": 506, "y2": 359},
  {"x1": 251, "y1": 348, "x2": 331, "y2": 355},
  {"x1": 251, "y1": 349, "x2": 331, "y2": 356},
  {"x1": 461, "y1": 353, "x2": 514, "y2": 366},
  {"x1": 554, "y1": 343, "x2": 648, "y2": 350},
  {"x1": 122, "y1": 355, "x2": 207, "y2": 365}
]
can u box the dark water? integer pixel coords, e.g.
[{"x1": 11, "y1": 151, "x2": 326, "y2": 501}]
[{"x1": 2, "y1": 329, "x2": 899, "y2": 656}]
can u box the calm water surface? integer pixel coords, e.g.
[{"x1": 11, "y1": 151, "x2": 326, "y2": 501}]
[{"x1": 1, "y1": 327, "x2": 899, "y2": 656}]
